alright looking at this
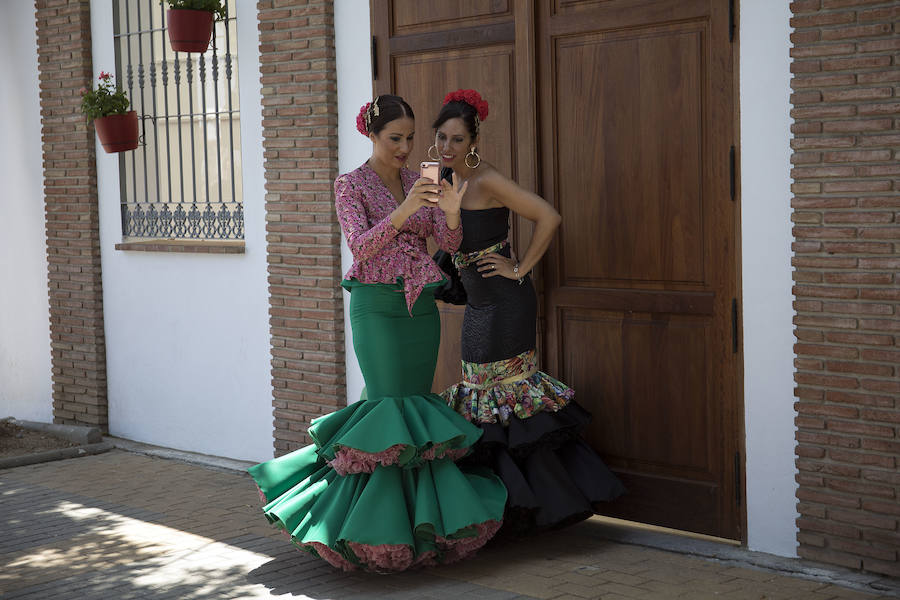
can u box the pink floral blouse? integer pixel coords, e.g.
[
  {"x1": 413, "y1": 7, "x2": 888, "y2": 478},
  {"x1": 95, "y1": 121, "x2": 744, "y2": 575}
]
[{"x1": 334, "y1": 162, "x2": 462, "y2": 313}]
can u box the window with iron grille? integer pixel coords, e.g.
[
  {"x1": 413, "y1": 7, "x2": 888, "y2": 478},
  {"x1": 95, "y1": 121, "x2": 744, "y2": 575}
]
[{"x1": 113, "y1": 0, "x2": 243, "y2": 240}]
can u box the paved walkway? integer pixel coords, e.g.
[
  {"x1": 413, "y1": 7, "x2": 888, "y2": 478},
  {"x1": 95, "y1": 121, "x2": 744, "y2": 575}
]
[{"x1": 1, "y1": 450, "x2": 897, "y2": 600}]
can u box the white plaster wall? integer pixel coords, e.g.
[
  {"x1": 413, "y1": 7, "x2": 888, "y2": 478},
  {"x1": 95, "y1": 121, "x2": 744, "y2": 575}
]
[
  {"x1": 90, "y1": 1, "x2": 272, "y2": 462},
  {"x1": 740, "y1": 1, "x2": 798, "y2": 557},
  {"x1": 0, "y1": 1, "x2": 53, "y2": 424},
  {"x1": 334, "y1": 0, "x2": 372, "y2": 406}
]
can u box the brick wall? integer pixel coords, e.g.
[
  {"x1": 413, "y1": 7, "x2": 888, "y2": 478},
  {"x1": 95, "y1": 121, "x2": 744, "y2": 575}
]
[
  {"x1": 258, "y1": 1, "x2": 344, "y2": 455},
  {"x1": 789, "y1": 0, "x2": 899, "y2": 577},
  {"x1": 36, "y1": 0, "x2": 109, "y2": 430}
]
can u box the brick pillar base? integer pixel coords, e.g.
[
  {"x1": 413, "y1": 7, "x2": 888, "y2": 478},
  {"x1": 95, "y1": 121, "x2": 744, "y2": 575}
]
[
  {"x1": 259, "y1": 1, "x2": 344, "y2": 455},
  {"x1": 36, "y1": 0, "x2": 109, "y2": 430}
]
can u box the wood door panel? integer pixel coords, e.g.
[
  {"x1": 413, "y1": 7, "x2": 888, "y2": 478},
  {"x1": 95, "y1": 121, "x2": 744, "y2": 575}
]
[
  {"x1": 539, "y1": 0, "x2": 740, "y2": 540},
  {"x1": 554, "y1": 26, "x2": 704, "y2": 286},
  {"x1": 551, "y1": 286, "x2": 714, "y2": 314},
  {"x1": 550, "y1": 0, "x2": 710, "y2": 25},
  {"x1": 432, "y1": 303, "x2": 465, "y2": 393},
  {"x1": 560, "y1": 311, "x2": 627, "y2": 453},
  {"x1": 392, "y1": 47, "x2": 516, "y2": 180},
  {"x1": 560, "y1": 309, "x2": 712, "y2": 473},
  {"x1": 391, "y1": 0, "x2": 512, "y2": 35},
  {"x1": 622, "y1": 314, "x2": 711, "y2": 471},
  {"x1": 605, "y1": 471, "x2": 719, "y2": 535}
]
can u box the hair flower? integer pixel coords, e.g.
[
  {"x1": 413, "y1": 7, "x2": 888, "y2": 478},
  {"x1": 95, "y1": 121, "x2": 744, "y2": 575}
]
[
  {"x1": 356, "y1": 102, "x2": 372, "y2": 137},
  {"x1": 443, "y1": 89, "x2": 489, "y2": 122}
]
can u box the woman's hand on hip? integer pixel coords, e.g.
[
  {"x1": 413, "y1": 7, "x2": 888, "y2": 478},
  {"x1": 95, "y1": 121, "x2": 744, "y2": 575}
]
[{"x1": 476, "y1": 250, "x2": 519, "y2": 280}]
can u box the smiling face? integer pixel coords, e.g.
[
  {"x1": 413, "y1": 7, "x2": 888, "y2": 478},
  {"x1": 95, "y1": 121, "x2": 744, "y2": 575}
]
[
  {"x1": 435, "y1": 117, "x2": 476, "y2": 172},
  {"x1": 370, "y1": 116, "x2": 415, "y2": 169}
]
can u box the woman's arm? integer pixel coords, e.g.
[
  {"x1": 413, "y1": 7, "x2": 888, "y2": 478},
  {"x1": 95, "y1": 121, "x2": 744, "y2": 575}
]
[
  {"x1": 431, "y1": 175, "x2": 467, "y2": 253},
  {"x1": 334, "y1": 175, "x2": 399, "y2": 262},
  {"x1": 432, "y1": 208, "x2": 463, "y2": 253},
  {"x1": 476, "y1": 170, "x2": 561, "y2": 279}
]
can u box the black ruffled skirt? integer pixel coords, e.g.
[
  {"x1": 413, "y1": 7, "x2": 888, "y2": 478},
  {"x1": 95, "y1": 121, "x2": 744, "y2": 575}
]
[{"x1": 442, "y1": 263, "x2": 625, "y2": 533}]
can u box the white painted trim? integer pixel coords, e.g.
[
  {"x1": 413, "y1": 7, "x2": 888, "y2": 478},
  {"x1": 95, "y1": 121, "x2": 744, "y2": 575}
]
[
  {"x1": 334, "y1": 0, "x2": 373, "y2": 405},
  {"x1": 740, "y1": 0, "x2": 798, "y2": 558}
]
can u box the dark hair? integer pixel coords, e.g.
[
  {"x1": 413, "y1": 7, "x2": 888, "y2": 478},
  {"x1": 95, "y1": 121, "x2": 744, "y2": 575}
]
[
  {"x1": 432, "y1": 101, "x2": 479, "y2": 141},
  {"x1": 368, "y1": 95, "x2": 414, "y2": 135}
]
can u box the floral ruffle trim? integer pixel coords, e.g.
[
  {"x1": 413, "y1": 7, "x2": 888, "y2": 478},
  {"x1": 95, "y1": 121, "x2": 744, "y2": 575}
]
[
  {"x1": 325, "y1": 444, "x2": 405, "y2": 475},
  {"x1": 300, "y1": 519, "x2": 501, "y2": 572},
  {"x1": 255, "y1": 484, "x2": 268, "y2": 504},
  {"x1": 442, "y1": 349, "x2": 574, "y2": 424},
  {"x1": 325, "y1": 442, "x2": 468, "y2": 476},
  {"x1": 436, "y1": 520, "x2": 502, "y2": 564}
]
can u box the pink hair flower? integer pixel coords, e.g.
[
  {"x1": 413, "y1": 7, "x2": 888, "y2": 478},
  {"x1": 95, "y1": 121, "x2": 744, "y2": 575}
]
[{"x1": 356, "y1": 101, "x2": 372, "y2": 137}]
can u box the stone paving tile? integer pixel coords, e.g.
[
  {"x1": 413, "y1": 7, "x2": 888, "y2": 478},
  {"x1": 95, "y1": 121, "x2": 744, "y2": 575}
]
[
  {"x1": 1, "y1": 451, "x2": 898, "y2": 600},
  {"x1": 718, "y1": 567, "x2": 780, "y2": 582}
]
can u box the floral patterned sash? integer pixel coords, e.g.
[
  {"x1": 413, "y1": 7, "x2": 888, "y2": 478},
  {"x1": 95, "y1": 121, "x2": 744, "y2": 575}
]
[{"x1": 452, "y1": 240, "x2": 507, "y2": 269}]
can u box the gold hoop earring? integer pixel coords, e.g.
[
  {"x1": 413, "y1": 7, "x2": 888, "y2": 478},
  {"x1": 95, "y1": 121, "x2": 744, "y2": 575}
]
[
  {"x1": 427, "y1": 144, "x2": 440, "y2": 161},
  {"x1": 465, "y1": 147, "x2": 481, "y2": 169}
]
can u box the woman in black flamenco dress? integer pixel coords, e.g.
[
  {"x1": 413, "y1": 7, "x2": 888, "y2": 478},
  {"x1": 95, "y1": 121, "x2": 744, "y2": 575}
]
[{"x1": 434, "y1": 89, "x2": 625, "y2": 533}]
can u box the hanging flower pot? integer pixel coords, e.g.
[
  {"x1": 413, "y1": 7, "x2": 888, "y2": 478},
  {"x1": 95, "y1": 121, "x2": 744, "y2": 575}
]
[
  {"x1": 166, "y1": 9, "x2": 214, "y2": 53},
  {"x1": 162, "y1": 1, "x2": 227, "y2": 54},
  {"x1": 93, "y1": 111, "x2": 140, "y2": 153},
  {"x1": 80, "y1": 71, "x2": 138, "y2": 154}
]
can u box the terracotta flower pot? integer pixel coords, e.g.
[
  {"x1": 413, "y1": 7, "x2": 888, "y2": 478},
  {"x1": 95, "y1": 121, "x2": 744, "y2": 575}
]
[
  {"x1": 93, "y1": 111, "x2": 139, "y2": 153},
  {"x1": 167, "y1": 8, "x2": 214, "y2": 53}
]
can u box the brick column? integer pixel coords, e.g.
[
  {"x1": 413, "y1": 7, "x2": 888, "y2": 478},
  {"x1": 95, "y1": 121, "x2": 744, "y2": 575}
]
[
  {"x1": 258, "y1": 1, "x2": 344, "y2": 455},
  {"x1": 790, "y1": 0, "x2": 898, "y2": 576},
  {"x1": 36, "y1": 0, "x2": 109, "y2": 430}
]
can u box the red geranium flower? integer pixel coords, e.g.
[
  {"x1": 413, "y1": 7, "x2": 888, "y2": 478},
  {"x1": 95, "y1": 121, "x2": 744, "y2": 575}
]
[
  {"x1": 443, "y1": 89, "x2": 489, "y2": 122},
  {"x1": 80, "y1": 71, "x2": 130, "y2": 122}
]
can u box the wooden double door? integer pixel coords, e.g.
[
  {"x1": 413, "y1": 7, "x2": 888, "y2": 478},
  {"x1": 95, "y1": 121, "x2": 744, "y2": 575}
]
[{"x1": 373, "y1": 0, "x2": 743, "y2": 541}]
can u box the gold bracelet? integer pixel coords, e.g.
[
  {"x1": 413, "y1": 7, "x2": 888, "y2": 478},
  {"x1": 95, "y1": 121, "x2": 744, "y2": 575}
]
[{"x1": 513, "y1": 263, "x2": 525, "y2": 285}]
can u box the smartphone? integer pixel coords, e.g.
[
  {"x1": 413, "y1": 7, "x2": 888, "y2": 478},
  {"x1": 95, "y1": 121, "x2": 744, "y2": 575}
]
[
  {"x1": 419, "y1": 161, "x2": 441, "y2": 202},
  {"x1": 420, "y1": 161, "x2": 440, "y2": 185}
]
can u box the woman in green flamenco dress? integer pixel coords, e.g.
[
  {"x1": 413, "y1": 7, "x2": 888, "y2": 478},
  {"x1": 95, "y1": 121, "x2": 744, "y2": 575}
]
[{"x1": 248, "y1": 95, "x2": 507, "y2": 572}]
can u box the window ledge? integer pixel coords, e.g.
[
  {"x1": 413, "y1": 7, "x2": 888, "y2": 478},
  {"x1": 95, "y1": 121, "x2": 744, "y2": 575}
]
[{"x1": 114, "y1": 240, "x2": 245, "y2": 254}]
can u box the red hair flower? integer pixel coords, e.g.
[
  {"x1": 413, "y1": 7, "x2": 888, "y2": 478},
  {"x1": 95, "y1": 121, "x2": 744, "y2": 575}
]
[
  {"x1": 355, "y1": 101, "x2": 372, "y2": 137},
  {"x1": 443, "y1": 89, "x2": 489, "y2": 122}
]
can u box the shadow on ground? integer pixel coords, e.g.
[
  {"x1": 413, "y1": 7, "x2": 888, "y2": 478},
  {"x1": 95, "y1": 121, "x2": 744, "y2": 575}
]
[{"x1": 1, "y1": 461, "x2": 546, "y2": 599}]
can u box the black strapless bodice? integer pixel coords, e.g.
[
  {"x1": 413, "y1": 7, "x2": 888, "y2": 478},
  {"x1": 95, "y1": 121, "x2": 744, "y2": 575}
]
[
  {"x1": 459, "y1": 207, "x2": 510, "y2": 253},
  {"x1": 457, "y1": 207, "x2": 535, "y2": 364}
]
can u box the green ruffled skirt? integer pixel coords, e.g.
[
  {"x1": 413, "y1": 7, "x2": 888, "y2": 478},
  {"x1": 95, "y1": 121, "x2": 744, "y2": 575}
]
[{"x1": 249, "y1": 279, "x2": 507, "y2": 572}]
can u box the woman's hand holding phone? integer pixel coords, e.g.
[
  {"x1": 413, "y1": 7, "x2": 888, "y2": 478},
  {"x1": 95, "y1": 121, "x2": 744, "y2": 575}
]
[{"x1": 419, "y1": 161, "x2": 441, "y2": 202}]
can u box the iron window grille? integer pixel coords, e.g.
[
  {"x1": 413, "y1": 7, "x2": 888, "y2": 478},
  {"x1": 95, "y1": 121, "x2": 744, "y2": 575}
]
[{"x1": 113, "y1": 0, "x2": 243, "y2": 240}]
